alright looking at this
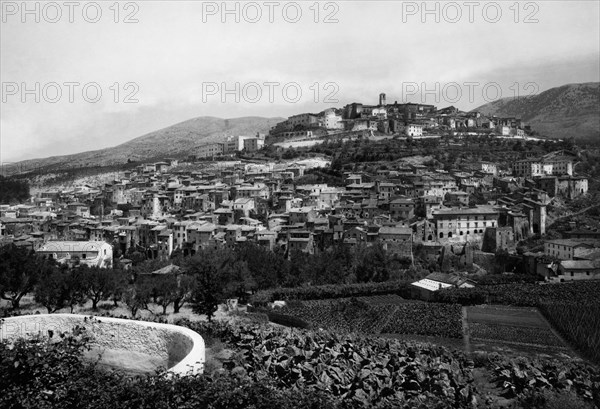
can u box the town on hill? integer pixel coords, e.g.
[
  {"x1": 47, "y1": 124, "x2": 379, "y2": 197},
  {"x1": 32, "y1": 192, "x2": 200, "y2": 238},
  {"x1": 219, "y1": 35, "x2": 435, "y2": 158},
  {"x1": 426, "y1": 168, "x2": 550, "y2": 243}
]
[{"x1": 1, "y1": 89, "x2": 600, "y2": 409}]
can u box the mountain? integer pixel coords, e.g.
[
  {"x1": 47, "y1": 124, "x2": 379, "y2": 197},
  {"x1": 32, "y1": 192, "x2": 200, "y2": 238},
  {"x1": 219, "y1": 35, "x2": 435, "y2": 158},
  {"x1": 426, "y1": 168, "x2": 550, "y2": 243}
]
[
  {"x1": 13, "y1": 116, "x2": 284, "y2": 172},
  {"x1": 473, "y1": 82, "x2": 599, "y2": 140}
]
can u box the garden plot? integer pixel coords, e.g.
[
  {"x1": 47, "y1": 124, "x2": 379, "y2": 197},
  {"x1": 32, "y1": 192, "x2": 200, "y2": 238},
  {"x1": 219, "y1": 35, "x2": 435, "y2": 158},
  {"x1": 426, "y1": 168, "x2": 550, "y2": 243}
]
[{"x1": 466, "y1": 305, "x2": 580, "y2": 361}]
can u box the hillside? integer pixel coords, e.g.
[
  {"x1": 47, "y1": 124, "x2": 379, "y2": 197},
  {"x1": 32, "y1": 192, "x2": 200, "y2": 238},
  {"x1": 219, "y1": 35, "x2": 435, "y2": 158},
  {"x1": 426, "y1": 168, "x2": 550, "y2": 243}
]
[
  {"x1": 474, "y1": 82, "x2": 599, "y2": 141},
  {"x1": 12, "y1": 116, "x2": 283, "y2": 172}
]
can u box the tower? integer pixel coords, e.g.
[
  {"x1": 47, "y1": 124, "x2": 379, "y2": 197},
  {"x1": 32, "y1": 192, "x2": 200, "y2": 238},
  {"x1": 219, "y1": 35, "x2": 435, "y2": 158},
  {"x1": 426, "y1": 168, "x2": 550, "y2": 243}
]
[{"x1": 379, "y1": 93, "x2": 386, "y2": 106}]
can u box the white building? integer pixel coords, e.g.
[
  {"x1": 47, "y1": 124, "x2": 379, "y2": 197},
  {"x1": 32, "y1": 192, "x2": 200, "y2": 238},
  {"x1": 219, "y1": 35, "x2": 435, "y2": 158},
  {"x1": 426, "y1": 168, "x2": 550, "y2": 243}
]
[
  {"x1": 405, "y1": 124, "x2": 423, "y2": 137},
  {"x1": 37, "y1": 241, "x2": 113, "y2": 268}
]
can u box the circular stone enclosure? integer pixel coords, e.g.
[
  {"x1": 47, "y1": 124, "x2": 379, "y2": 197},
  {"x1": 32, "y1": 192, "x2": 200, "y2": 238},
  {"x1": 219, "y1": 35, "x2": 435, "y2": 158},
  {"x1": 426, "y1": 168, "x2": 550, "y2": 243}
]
[{"x1": 0, "y1": 314, "x2": 205, "y2": 375}]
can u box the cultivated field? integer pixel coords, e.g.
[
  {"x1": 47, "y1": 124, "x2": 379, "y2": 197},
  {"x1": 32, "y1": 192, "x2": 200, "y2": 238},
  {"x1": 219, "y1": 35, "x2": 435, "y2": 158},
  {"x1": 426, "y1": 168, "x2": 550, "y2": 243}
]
[
  {"x1": 276, "y1": 297, "x2": 587, "y2": 365},
  {"x1": 466, "y1": 305, "x2": 580, "y2": 362}
]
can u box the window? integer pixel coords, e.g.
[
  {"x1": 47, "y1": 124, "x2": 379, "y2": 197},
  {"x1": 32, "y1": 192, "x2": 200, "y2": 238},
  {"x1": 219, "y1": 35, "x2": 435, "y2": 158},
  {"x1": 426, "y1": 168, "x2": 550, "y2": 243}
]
[
  {"x1": 448, "y1": 232, "x2": 453, "y2": 238},
  {"x1": 460, "y1": 231, "x2": 463, "y2": 236},
  {"x1": 440, "y1": 233, "x2": 444, "y2": 238}
]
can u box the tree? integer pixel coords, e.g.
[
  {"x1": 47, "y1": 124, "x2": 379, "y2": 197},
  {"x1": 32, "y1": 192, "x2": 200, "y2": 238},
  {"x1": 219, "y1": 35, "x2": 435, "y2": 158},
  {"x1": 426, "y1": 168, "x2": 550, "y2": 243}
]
[
  {"x1": 82, "y1": 267, "x2": 119, "y2": 310},
  {"x1": 0, "y1": 176, "x2": 30, "y2": 203},
  {"x1": 152, "y1": 274, "x2": 178, "y2": 315},
  {"x1": 63, "y1": 267, "x2": 88, "y2": 313},
  {"x1": 186, "y1": 250, "x2": 228, "y2": 322},
  {"x1": 0, "y1": 245, "x2": 47, "y2": 309},
  {"x1": 354, "y1": 244, "x2": 390, "y2": 283},
  {"x1": 123, "y1": 281, "x2": 151, "y2": 318},
  {"x1": 35, "y1": 268, "x2": 67, "y2": 313}
]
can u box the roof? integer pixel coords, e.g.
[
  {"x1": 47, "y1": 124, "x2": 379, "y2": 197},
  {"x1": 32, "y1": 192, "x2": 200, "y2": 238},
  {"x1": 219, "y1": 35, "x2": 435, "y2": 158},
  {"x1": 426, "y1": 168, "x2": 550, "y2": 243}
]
[
  {"x1": 145, "y1": 264, "x2": 181, "y2": 275},
  {"x1": 411, "y1": 278, "x2": 453, "y2": 292},
  {"x1": 545, "y1": 239, "x2": 596, "y2": 248},
  {"x1": 560, "y1": 260, "x2": 596, "y2": 270},
  {"x1": 433, "y1": 205, "x2": 497, "y2": 216},
  {"x1": 37, "y1": 241, "x2": 110, "y2": 252},
  {"x1": 379, "y1": 227, "x2": 412, "y2": 235}
]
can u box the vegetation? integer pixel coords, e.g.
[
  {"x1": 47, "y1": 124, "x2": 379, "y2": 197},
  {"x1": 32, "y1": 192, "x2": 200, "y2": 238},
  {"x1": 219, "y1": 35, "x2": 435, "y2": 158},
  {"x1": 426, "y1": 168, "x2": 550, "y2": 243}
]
[
  {"x1": 275, "y1": 297, "x2": 463, "y2": 339},
  {"x1": 249, "y1": 280, "x2": 414, "y2": 305},
  {"x1": 438, "y1": 281, "x2": 600, "y2": 364},
  {"x1": 539, "y1": 302, "x2": 600, "y2": 364},
  {"x1": 5, "y1": 318, "x2": 599, "y2": 408},
  {"x1": 0, "y1": 245, "x2": 48, "y2": 309},
  {"x1": 0, "y1": 176, "x2": 30, "y2": 203}
]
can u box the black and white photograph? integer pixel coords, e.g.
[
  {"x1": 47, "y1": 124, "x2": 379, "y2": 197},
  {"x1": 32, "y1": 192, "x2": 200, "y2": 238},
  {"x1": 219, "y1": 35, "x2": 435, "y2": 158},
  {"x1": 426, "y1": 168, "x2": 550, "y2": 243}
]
[{"x1": 1, "y1": 1, "x2": 599, "y2": 408}]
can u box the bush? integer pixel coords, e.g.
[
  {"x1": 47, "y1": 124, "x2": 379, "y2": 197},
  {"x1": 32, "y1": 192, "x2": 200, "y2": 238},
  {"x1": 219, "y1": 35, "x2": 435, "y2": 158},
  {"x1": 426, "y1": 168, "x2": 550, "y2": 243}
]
[
  {"x1": 250, "y1": 280, "x2": 412, "y2": 304},
  {"x1": 266, "y1": 311, "x2": 312, "y2": 329}
]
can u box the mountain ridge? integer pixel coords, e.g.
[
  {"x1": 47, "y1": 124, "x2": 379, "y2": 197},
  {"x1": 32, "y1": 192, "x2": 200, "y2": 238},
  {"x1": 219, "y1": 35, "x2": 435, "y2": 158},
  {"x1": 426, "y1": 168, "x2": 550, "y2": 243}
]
[
  {"x1": 473, "y1": 82, "x2": 599, "y2": 140},
  {"x1": 10, "y1": 116, "x2": 284, "y2": 172}
]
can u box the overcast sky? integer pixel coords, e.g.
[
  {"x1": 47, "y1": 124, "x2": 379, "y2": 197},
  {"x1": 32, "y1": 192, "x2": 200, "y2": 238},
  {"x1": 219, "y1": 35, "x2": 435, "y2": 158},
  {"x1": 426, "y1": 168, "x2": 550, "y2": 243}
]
[{"x1": 1, "y1": 0, "x2": 599, "y2": 162}]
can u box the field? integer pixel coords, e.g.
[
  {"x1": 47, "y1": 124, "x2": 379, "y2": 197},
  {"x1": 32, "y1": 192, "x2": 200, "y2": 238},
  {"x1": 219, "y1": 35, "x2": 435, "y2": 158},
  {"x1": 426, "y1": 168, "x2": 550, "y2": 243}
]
[
  {"x1": 275, "y1": 296, "x2": 589, "y2": 365},
  {"x1": 466, "y1": 305, "x2": 577, "y2": 361},
  {"x1": 277, "y1": 296, "x2": 464, "y2": 339}
]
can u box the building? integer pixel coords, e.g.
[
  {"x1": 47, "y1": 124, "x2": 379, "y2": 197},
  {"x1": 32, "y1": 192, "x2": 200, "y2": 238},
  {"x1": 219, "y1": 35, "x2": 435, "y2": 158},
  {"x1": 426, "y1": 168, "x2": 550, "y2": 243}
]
[
  {"x1": 36, "y1": 241, "x2": 113, "y2": 268},
  {"x1": 378, "y1": 226, "x2": 412, "y2": 258},
  {"x1": 513, "y1": 154, "x2": 574, "y2": 177},
  {"x1": 198, "y1": 143, "x2": 224, "y2": 158},
  {"x1": 410, "y1": 272, "x2": 475, "y2": 301},
  {"x1": 544, "y1": 239, "x2": 596, "y2": 260},
  {"x1": 555, "y1": 260, "x2": 600, "y2": 281},
  {"x1": 405, "y1": 124, "x2": 423, "y2": 137},
  {"x1": 242, "y1": 135, "x2": 265, "y2": 152},
  {"x1": 389, "y1": 198, "x2": 415, "y2": 220},
  {"x1": 433, "y1": 206, "x2": 499, "y2": 243}
]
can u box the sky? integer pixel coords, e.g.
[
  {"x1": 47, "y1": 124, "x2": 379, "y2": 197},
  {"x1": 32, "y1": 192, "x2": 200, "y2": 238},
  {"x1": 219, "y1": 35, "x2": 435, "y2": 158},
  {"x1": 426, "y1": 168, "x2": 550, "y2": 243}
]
[{"x1": 1, "y1": 0, "x2": 599, "y2": 163}]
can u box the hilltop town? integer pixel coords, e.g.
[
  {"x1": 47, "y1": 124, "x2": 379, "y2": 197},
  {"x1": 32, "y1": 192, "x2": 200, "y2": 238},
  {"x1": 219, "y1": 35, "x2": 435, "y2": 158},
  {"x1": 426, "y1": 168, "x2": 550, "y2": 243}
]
[
  {"x1": 1, "y1": 93, "x2": 598, "y2": 286},
  {"x1": 2, "y1": 92, "x2": 600, "y2": 409}
]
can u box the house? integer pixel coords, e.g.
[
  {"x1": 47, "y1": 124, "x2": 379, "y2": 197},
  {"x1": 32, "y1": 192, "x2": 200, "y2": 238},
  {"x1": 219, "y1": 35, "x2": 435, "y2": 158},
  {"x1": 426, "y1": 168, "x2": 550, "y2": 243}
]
[
  {"x1": 405, "y1": 123, "x2": 423, "y2": 137},
  {"x1": 343, "y1": 226, "x2": 368, "y2": 247},
  {"x1": 198, "y1": 143, "x2": 225, "y2": 158},
  {"x1": 543, "y1": 239, "x2": 597, "y2": 260},
  {"x1": 410, "y1": 272, "x2": 475, "y2": 301},
  {"x1": 378, "y1": 226, "x2": 412, "y2": 258},
  {"x1": 433, "y1": 205, "x2": 499, "y2": 244},
  {"x1": 287, "y1": 230, "x2": 314, "y2": 254},
  {"x1": 554, "y1": 260, "x2": 600, "y2": 281},
  {"x1": 389, "y1": 198, "x2": 415, "y2": 220},
  {"x1": 445, "y1": 191, "x2": 469, "y2": 206},
  {"x1": 256, "y1": 230, "x2": 277, "y2": 250},
  {"x1": 36, "y1": 241, "x2": 113, "y2": 268},
  {"x1": 288, "y1": 207, "x2": 317, "y2": 226},
  {"x1": 513, "y1": 153, "x2": 574, "y2": 177}
]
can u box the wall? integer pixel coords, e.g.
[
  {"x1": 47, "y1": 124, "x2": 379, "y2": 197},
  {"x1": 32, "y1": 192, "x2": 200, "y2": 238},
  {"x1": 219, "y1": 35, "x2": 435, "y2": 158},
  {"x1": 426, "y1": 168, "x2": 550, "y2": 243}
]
[{"x1": 0, "y1": 314, "x2": 205, "y2": 375}]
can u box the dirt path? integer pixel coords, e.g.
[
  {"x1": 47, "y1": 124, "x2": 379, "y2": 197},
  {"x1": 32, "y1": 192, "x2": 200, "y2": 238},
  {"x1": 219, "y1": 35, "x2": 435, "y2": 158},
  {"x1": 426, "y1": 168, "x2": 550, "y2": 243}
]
[{"x1": 461, "y1": 306, "x2": 471, "y2": 355}]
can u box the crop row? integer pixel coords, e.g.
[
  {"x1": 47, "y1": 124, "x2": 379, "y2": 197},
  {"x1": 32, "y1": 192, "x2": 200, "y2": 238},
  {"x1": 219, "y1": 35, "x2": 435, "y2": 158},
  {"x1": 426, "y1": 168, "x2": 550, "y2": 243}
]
[
  {"x1": 278, "y1": 298, "x2": 462, "y2": 339},
  {"x1": 539, "y1": 302, "x2": 600, "y2": 364},
  {"x1": 380, "y1": 303, "x2": 463, "y2": 339},
  {"x1": 177, "y1": 319, "x2": 600, "y2": 407},
  {"x1": 250, "y1": 280, "x2": 412, "y2": 304},
  {"x1": 469, "y1": 322, "x2": 565, "y2": 348},
  {"x1": 436, "y1": 281, "x2": 600, "y2": 307}
]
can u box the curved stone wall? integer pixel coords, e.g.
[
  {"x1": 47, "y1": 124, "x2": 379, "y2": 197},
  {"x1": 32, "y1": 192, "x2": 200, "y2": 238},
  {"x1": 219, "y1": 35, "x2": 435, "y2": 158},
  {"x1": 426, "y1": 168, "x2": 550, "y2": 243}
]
[{"x1": 0, "y1": 314, "x2": 205, "y2": 375}]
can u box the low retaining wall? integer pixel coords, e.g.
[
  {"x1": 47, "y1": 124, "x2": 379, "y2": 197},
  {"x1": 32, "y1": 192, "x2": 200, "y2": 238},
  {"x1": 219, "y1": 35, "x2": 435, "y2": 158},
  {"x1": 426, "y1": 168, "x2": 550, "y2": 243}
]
[{"x1": 0, "y1": 314, "x2": 205, "y2": 375}]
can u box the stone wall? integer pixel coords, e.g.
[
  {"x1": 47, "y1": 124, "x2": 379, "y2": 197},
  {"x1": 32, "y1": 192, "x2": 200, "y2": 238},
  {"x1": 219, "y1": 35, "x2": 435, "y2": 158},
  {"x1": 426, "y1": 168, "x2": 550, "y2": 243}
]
[{"x1": 0, "y1": 314, "x2": 205, "y2": 375}]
